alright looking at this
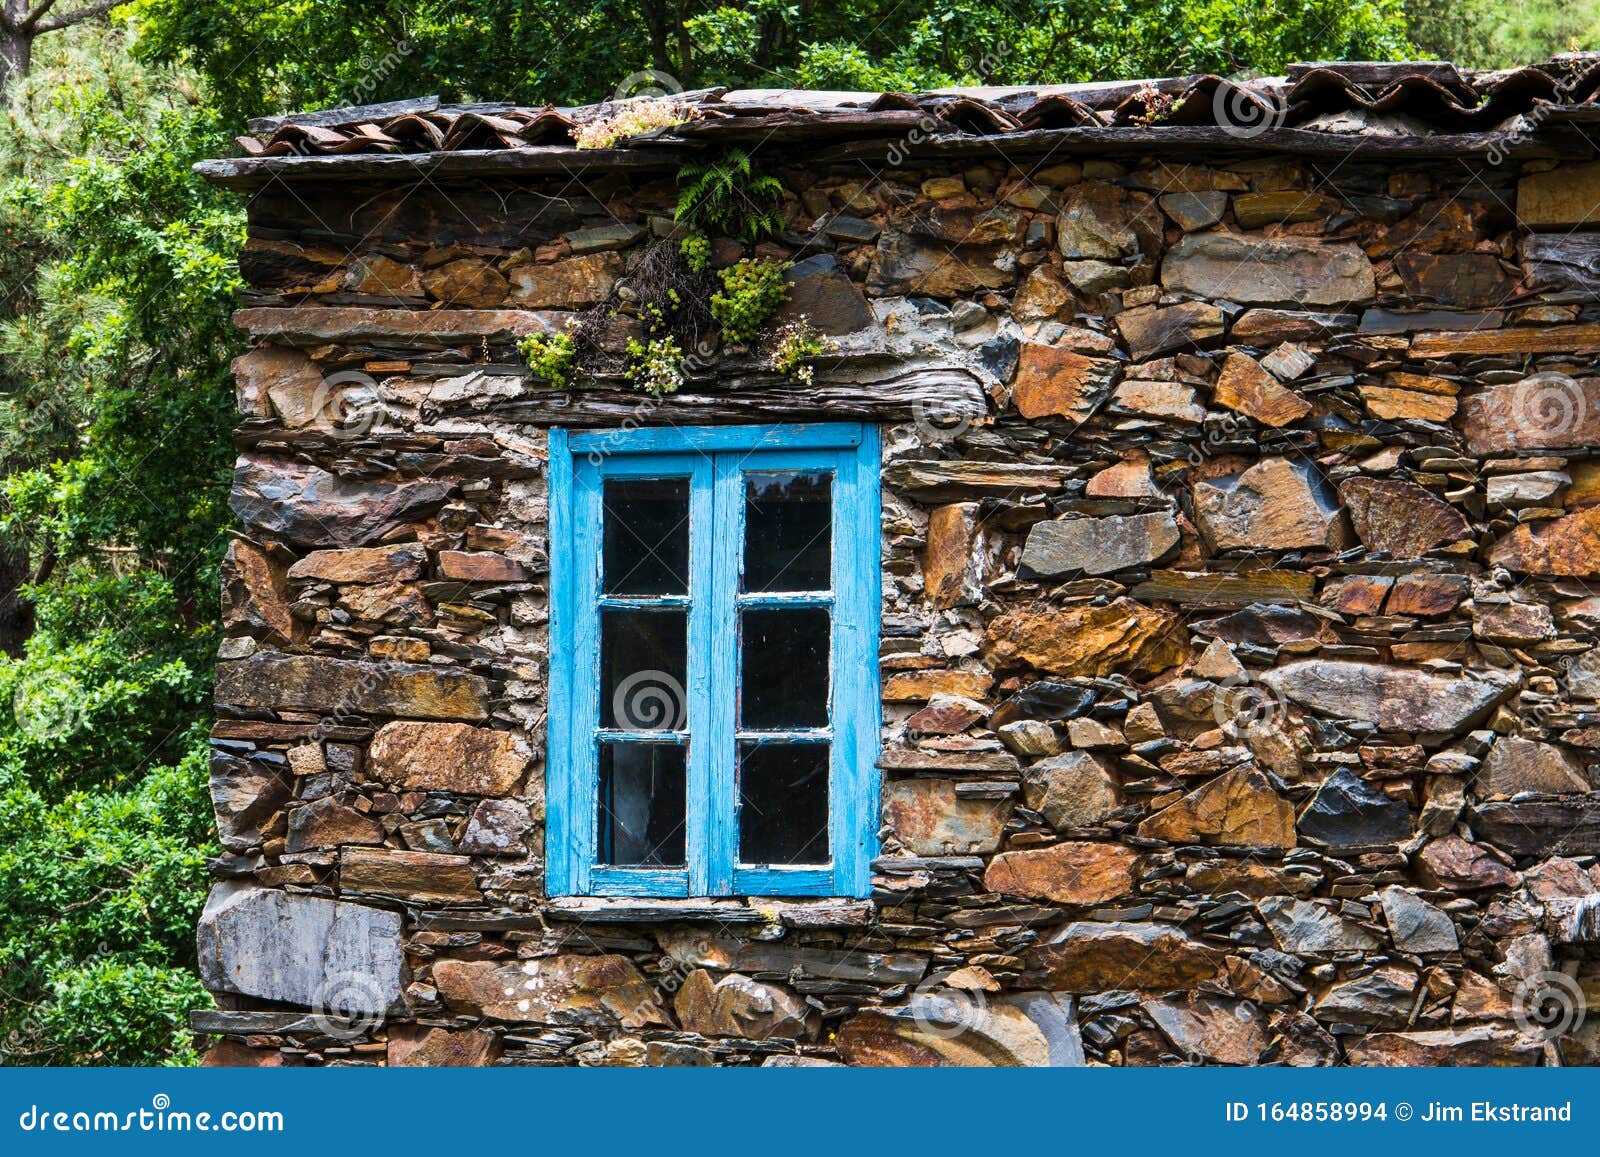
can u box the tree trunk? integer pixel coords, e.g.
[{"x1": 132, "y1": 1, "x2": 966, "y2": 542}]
[
  {"x1": 0, "y1": 24, "x2": 32, "y2": 91},
  {"x1": 0, "y1": 539, "x2": 35, "y2": 657}
]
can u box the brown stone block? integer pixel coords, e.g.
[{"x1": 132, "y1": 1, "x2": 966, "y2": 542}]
[
  {"x1": 432, "y1": 956, "x2": 667, "y2": 1027},
  {"x1": 216, "y1": 653, "x2": 489, "y2": 721},
  {"x1": 983, "y1": 599, "x2": 1187, "y2": 679},
  {"x1": 366, "y1": 720, "x2": 530, "y2": 795},
  {"x1": 386, "y1": 1025, "x2": 502, "y2": 1067},
  {"x1": 341, "y1": 848, "x2": 483, "y2": 904},
  {"x1": 982, "y1": 840, "x2": 1139, "y2": 904},
  {"x1": 882, "y1": 778, "x2": 1010, "y2": 855}
]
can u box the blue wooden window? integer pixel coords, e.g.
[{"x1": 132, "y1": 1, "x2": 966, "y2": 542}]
[{"x1": 546, "y1": 423, "x2": 881, "y2": 898}]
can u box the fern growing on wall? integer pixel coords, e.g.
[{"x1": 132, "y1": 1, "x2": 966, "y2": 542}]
[{"x1": 675, "y1": 149, "x2": 785, "y2": 245}]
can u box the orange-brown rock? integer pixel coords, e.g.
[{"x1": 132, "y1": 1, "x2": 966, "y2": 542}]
[
  {"x1": 432, "y1": 955, "x2": 667, "y2": 1027},
  {"x1": 224, "y1": 540, "x2": 296, "y2": 645},
  {"x1": 387, "y1": 1025, "x2": 501, "y2": 1067},
  {"x1": 882, "y1": 668, "x2": 993, "y2": 703},
  {"x1": 982, "y1": 840, "x2": 1139, "y2": 904},
  {"x1": 287, "y1": 545, "x2": 426, "y2": 584},
  {"x1": 1193, "y1": 458, "x2": 1352, "y2": 553},
  {"x1": 1010, "y1": 342, "x2": 1117, "y2": 422},
  {"x1": 438, "y1": 550, "x2": 530, "y2": 582},
  {"x1": 1345, "y1": 1026, "x2": 1540, "y2": 1066},
  {"x1": 1358, "y1": 383, "x2": 1457, "y2": 422},
  {"x1": 1029, "y1": 921, "x2": 1222, "y2": 992},
  {"x1": 1211, "y1": 352, "x2": 1310, "y2": 427},
  {"x1": 1413, "y1": 325, "x2": 1600, "y2": 359},
  {"x1": 507, "y1": 252, "x2": 621, "y2": 308},
  {"x1": 1460, "y1": 375, "x2": 1600, "y2": 454},
  {"x1": 1339, "y1": 476, "x2": 1471, "y2": 558},
  {"x1": 1385, "y1": 574, "x2": 1467, "y2": 616},
  {"x1": 922, "y1": 502, "x2": 983, "y2": 608},
  {"x1": 1136, "y1": 765, "x2": 1296, "y2": 848},
  {"x1": 341, "y1": 848, "x2": 483, "y2": 904},
  {"x1": 884, "y1": 778, "x2": 1009, "y2": 855},
  {"x1": 421, "y1": 257, "x2": 509, "y2": 307},
  {"x1": 1488, "y1": 507, "x2": 1600, "y2": 576},
  {"x1": 1417, "y1": 835, "x2": 1519, "y2": 891},
  {"x1": 674, "y1": 969, "x2": 817, "y2": 1040},
  {"x1": 982, "y1": 598, "x2": 1187, "y2": 679},
  {"x1": 366, "y1": 721, "x2": 530, "y2": 795}
]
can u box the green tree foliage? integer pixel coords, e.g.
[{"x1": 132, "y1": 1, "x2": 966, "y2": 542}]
[
  {"x1": 131, "y1": 0, "x2": 1415, "y2": 118},
  {"x1": 1406, "y1": 0, "x2": 1600, "y2": 68},
  {"x1": 0, "y1": 25, "x2": 234, "y2": 1066}
]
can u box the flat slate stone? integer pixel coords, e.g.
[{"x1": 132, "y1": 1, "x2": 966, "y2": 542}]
[
  {"x1": 836, "y1": 991, "x2": 1085, "y2": 1067},
  {"x1": 1019, "y1": 511, "x2": 1179, "y2": 576},
  {"x1": 1379, "y1": 886, "x2": 1459, "y2": 953},
  {"x1": 1296, "y1": 768, "x2": 1414, "y2": 849},
  {"x1": 231, "y1": 456, "x2": 454, "y2": 548},
  {"x1": 1162, "y1": 234, "x2": 1375, "y2": 307},
  {"x1": 1260, "y1": 659, "x2": 1518, "y2": 733},
  {"x1": 216, "y1": 652, "x2": 489, "y2": 721},
  {"x1": 196, "y1": 883, "x2": 404, "y2": 1012}
]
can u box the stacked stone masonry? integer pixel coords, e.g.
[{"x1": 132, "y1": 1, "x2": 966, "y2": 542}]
[{"x1": 199, "y1": 106, "x2": 1600, "y2": 1067}]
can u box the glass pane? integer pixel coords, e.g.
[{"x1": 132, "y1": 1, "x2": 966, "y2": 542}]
[
  {"x1": 739, "y1": 742, "x2": 830, "y2": 865},
  {"x1": 602, "y1": 610, "x2": 687, "y2": 730},
  {"x1": 741, "y1": 608, "x2": 830, "y2": 729},
  {"x1": 603, "y1": 478, "x2": 689, "y2": 596},
  {"x1": 743, "y1": 471, "x2": 832, "y2": 592},
  {"x1": 598, "y1": 743, "x2": 686, "y2": 866}
]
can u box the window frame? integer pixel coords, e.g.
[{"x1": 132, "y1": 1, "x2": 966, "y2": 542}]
[{"x1": 546, "y1": 422, "x2": 882, "y2": 899}]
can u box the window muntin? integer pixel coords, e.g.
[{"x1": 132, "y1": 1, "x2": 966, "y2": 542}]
[{"x1": 547, "y1": 424, "x2": 880, "y2": 898}]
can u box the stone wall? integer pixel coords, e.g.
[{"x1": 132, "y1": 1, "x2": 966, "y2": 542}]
[{"x1": 199, "y1": 145, "x2": 1600, "y2": 1067}]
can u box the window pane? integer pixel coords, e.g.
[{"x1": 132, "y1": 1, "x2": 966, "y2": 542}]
[
  {"x1": 603, "y1": 478, "x2": 689, "y2": 596},
  {"x1": 598, "y1": 743, "x2": 686, "y2": 866},
  {"x1": 741, "y1": 608, "x2": 830, "y2": 729},
  {"x1": 602, "y1": 610, "x2": 687, "y2": 730},
  {"x1": 743, "y1": 471, "x2": 832, "y2": 592},
  {"x1": 739, "y1": 742, "x2": 830, "y2": 865}
]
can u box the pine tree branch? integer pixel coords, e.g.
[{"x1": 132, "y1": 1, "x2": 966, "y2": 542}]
[{"x1": 32, "y1": 0, "x2": 126, "y2": 34}]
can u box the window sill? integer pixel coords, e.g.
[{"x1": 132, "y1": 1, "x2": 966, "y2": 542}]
[{"x1": 544, "y1": 896, "x2": 875, "y2": 928}]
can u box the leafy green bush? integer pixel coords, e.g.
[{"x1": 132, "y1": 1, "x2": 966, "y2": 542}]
[
  {"x1": 519, "y1": 328, "x2": 578, "y2": 389},
  {"x1": 678, "y1": 233, "x2": 711, "y2": 273},
  {"x1": 770, "y1": 319, "x2": 834, "y2": 386},
  {"x1": 0, "y1": 741, "x2": 214, "y2": 1065},
  {"x1": 710, "y1": 258, "x2": 789, "y2": 344},
  {"x1": 625, "y1": 336, "x2": 686, "y2": 397}
]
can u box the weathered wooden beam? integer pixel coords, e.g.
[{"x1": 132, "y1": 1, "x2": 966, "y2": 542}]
[
  {"x1": 195, "y1": 144, "x2": 696, "y2": 190},
  {"x1": 234, "y1": 306, "x2": 554, "y2": 345},
  {"x1": 819, "y1": 125, "x2": 1593, "y2": 163},
  {"x1": 474, "y1": 365, "x2": 988, "y2": 428},
  {"x1": 1520, "y1": 233, "x2": 1600, "y2": 298}
]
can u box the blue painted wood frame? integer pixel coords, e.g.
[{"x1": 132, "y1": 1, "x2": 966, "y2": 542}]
[{"x1": 546, "y1": 422, "x2": 881, "y2": 898}]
